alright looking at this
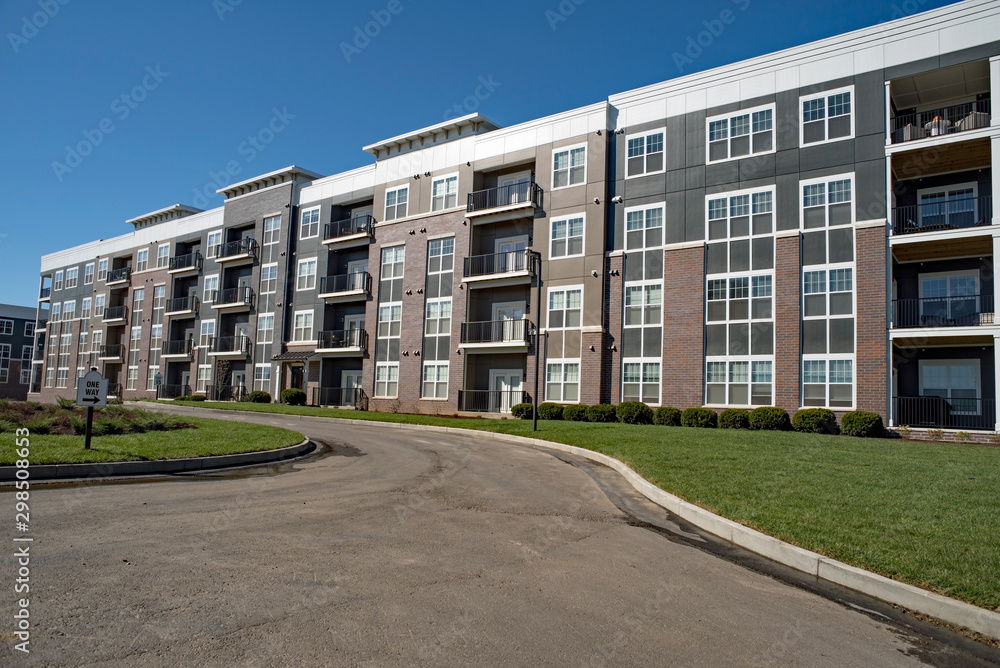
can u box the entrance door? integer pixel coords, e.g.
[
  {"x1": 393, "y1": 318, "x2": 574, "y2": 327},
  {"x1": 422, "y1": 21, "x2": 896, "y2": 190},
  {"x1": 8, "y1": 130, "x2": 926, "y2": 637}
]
[
  {"x1": 290, "y1": 366, "x2": 304, "y2": 391},
  {"x1": 500, "y1": 172, "x2": 531, "y2": 205},
  {"x1": 352, "y1": 207, "x2": 373, "y2": 231},
  {"x1": 234, "y1": 323, "x2": 250, "y2": 353},
  {"x1": 342, "y1": 370, "x2": 363, "y2": 407},
  {"x1": 495, "y1": 236, "x2": 528, "y2": 273},
  {"x1": 493, "y1": 302, "x2": 525, "y2": 342},
  {"x1": 490, "y1": 370, "x2": 523, "y2": 413},
  {"x1": 347, "y1": 260, "x2": 369, "y2": 291},
  {"x1": 233, "y1": 371, "x2": 246, "y2": 400},
  {"x1": 181, "y1": 370, "x2": 190, "y2": 393}
]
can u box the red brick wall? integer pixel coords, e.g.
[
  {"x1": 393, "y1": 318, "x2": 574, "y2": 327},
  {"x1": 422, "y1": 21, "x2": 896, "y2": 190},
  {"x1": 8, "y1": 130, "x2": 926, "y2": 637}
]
[
  {"x1": 661, "y1": 246, "x2": 704, "y2": 409},
  {"x1": 774, "y1": 235, "x2": 800, "y2": 413},
  {"x1": 855, "y1": 226, "x2": 887, "y2": 418}
]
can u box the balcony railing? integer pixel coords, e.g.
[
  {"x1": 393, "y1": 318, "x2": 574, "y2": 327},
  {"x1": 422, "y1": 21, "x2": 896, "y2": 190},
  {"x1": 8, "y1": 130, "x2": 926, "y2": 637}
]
[
  {"x1": 324, "y1": 214, "x2": 374, "y2": 243},
  {"x1": 211, "y1": 286, "x2": 254, "y2": 308},
  {"x1": 158, "y1": 384, "x2": 191, "y2": 399},
  {"x1": 165, "y1": 295, "x2": 199, "y2": 314},
  {"x1": 207, "y1": 384, "x2": 248, "y2": 402},
  {"x1": 892, "y1": 295, "x2": 994, "y2": 328},
  {"x1": 107, "y1": 267, "x2": 131, "y2": 284},
  {"x1": 209, "y1": 335, "x2": 252, "y2": 356},
  {"x1": 107, "y1": 382, "x2": 122, "y2": 398},
  {"x1": 99, "y1": 344, "x2": 124, "y2": 359},
  {"x1": 316, "y1": 329, "x2": 368, "y2": 351},
  {"x1": 460, "y1": 319, "x2": 529, "y2": 344},
  {"x1": 169, "y1": 251, "x2": 202, "y2": 272},
  {"x1": 467, "y1": 181, "x2": 542, "y2": 214},
  {"x1": 457, "y1": 389, "x2": 529, "y2": 414},
  {"x1": 464, "y1": 250, "x2": 532, "y2": 278},
  {"x1": 890, "y1": 98, "x2": 991, "y2": 144},
  {"x1": 318, "y1": 272, "x2": 372, "y2": 296},
  {"x1": 216, "y1": 238, "x2": 258, "y2": 261},
  {"x1": 161, "y1": 340, "x2": 193, "y2": 356},
  {"x1": 315, "y1": 387, "x2": 368, "y2": 410},
  {"x1": 891, "y1": 196, "x2": 992, "y2": 235},
  {"x1": 103, "y1": 305, "x2": 128, "y2": 322},
  {"x1": 894, "y1": 396, "x2": 996, "y2": 431},
  {"x1": 39, "y1": 287, "x2": 50, "y2": 299}
]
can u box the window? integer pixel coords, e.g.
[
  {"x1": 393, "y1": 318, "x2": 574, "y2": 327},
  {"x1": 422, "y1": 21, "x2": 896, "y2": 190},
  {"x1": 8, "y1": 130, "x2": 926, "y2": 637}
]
[
  {"x1": 293, "y1": 311, "x2": 313, "y2": 342},
  {"x1": 915, "y1": 271, "x2": 979, "y2": 325},
  {"x1": 626, "y1": 131, "x2": 664, "y2": 177},
  {"x1": 206, "y1": 231, "x2": 222, "y2": 258},
  {"x1": 53, "y1": 271, "x2": 63, "y2": 291},
  {"x1": 152, "y1": 286, "x2": 165, "y2": 326},
  {"x1": 548, "y1": 287, "x2": 582, "y2": 329},
  {"x1": 431, "y1": 174, "x2": 458, "y2": 211},
  {"x1": 375, "y1": 363, "x2": 399, "y2": 398},
  {"x1": 916, "y1": 183, "x2": 979, "y2": 230},
  {"x1": 550, "y1": 214, "x2": 584, "y2": 259},
  {"x1": 263, "y1": 215, "x2": 281, "y2": 245},
  {"x1": 254, "y1": 364, "x2": 271, "y2": 390},
  {"x1": 58, "y1": 334, "x2": 71, "y2": 371},
  {"x1": 94, "y1": 294, "x2": 105, "y2": 319},
  {"x1": 200, "y1": 320, "x2": 215, "y2": 348},
  {"x1": 136, "y1": 248, "x2": 149, "y2": 272},
  {"x1": 920, "y1": 360, "x2": 980, "y2": 414},
  {"x1": 197, "y1": 366, "x2": 212, "y2": 392},
  {"x1": 0, "y1": 320, "x2": 11, "y2": 336},
  {"x1": 546, "y1": 361, "x2": 580, "y2": 402},
  {"x1": 81, "y1": 297, "x2": 91, "y2": 320},
  {"x1": 44, "y1": 368, "x2": 53, "y2": 388},
  {"x1": 378, "y1": 304, "x2": 402, "y2": 338},
  {"x1": 625, "y1": 284, "x2": 662, "y2": 327},
  {"x1": 624, "y1": 205, "x2": 663, "y2": 250},
  {"x1": 257, "y1": 313, "x2": 274, "y2": 344},
  {"x1": 300, "y1": 207, "x2": 320, "y2": 239},
  {"x1": 422, "y1": 362, "x2": 448, "y2": 399},
  {"x1": 157, "y1": 244, "x2": 170, "y2": 268},
  {"x1": 203, "y1": 275, "x2": 219, "y2": 303},
  {"x1": 147, "y1": 324, "x2": 162, "y2": 391},
  {"x1": 65, "y1": 267, "x2": 78, "y2": 288},
  {"x1": 56, "y1": 368, "x2": 69, "y2": 388},
  {"x1": 707, "y1": 360, "x2": 773, "y2": 407},
  {"x1": 424, "y1": 299, "x2": 451, "y2": 337},
  {"x1": 22, "y1": 345, "x2": 33, "y2": 362},
  {"x1": 707, "y1": 104, "x2": 774, "y2": 163},
  {"x1": 800, "y1": 86, "x2": 854, "y2": 146},
  {"x1": 623, "y1": 362, "x2": 660, "y2": 404},
  {"x1": 97, "y1": 259, "x2": 108, "y2": 281},
  {"x1": 77, "y1": 333, "x2": 87, "y2": 357},
  {"x1": 553, "y1": 144, "x2": 586, "y2": 189},
  {"x1": 84, "y1": 263, "x2": 94, "y2": 285},
  {"x1": 260, "y1": 263, "x2": 278, "y2": 294},
  {"x1": 24, "y1": 322, "x2": 34, "y2": 337},
  {"x1": 803, "y1": 359, "x2": 854, "y2": 409},
  {"x1": 297, "y1": 258, "x2": 317, "y2": 291},
  {"x1": 131, "y1": 288, "x2": 144, "y2": 326},
  {"x1": 385, "y1": 186, "x2": 408, "y2": 221},
  {"x1": 50, "y1": 303, "x2": 60, "y2": 322},
  {"x1": 20, "y1": 369, "x2": 30, "y2": 385},
  {"x1": 62, "y1": 300, "x2": 75, "y2": 321}
]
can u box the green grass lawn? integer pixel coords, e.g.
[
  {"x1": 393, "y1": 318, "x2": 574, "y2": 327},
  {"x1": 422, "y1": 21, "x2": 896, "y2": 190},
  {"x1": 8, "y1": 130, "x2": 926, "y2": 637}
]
[
  {"x1": 158, "y1": 400, "x2": 1000, "y2": 611},
  {"x1": 1, "y1": 416, "x2": 303, "y2": 465}
]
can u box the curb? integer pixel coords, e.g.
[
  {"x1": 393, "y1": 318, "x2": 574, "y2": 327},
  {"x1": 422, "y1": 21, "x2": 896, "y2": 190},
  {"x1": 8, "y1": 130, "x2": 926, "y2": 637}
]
[{"x1": 0, "y1": 439, "x2": 315, "y2": 481}]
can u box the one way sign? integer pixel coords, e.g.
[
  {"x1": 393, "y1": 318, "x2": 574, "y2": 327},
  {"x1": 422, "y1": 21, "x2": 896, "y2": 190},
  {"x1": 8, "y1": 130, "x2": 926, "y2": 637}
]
[{"x1": 76, "y1": 370, "x2": 108, "y2": 408}]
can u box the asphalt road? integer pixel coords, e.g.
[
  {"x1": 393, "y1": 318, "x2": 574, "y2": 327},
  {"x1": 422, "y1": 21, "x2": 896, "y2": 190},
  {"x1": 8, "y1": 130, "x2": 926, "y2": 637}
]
[{"x1": 2, "y1": 406, "x2": 997, "y2": 667}]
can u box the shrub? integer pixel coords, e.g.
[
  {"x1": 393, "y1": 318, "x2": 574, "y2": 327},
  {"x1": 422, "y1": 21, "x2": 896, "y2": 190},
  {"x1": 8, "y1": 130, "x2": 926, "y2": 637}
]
[
  {"x1": 719, "y1": 408, "x2": 750, "y2": 430},
  {"x1": 926, "y1": 428, "x2": 944, "y2": 442},
  {"x1": 654, "y1": 406, "x2": 681, "y2": 426},
  {"x1": 749, "y1": 407, "x2": 791, "y2": 431},
  {"x1": 186, "y1": 395, "x2": 206, "y2": 402},
  {"x1": 248, "y1": 391, "x2": 272, "y2": 404},
  {"x1": 897, "y1": 425, "x2": 913, "y2": 440},
  {"x1": 69, "y1": 415, "x2": 88, "y2": 435},
  {"x1": 56, "y1": 396, "x2": 76, "y2": 410},
  {"x1": 23, "y1": 417, "x2": 54, "y2": 435},
  {"x1": 92, "y1": 416, "x2": 126, "y2": 436},
  {"x1": 841, "y1": 411, "x2": 885, "y2": 438},
  {"x1": 586, "y1": 404, "x2": 617, "y2": 423},
  {"x1": 681, "y1": 407, "x2": 718, "y2": 428},
  {"x1": 954, "y1": 431, "x2": 971, "y2": 443},
  {"x1": 538, "y1": 402, "x2": 564, "y2": 420},
  {"x1": 26, "y1": 402, "x2": 42, "y2": 411},
  {"x1": 0, "y1": 419, "x2": 20, "y2": 433},
  {"x1": 616, "y1": 401, "x2": 653, "y2": 425},
  {"x1": 562, "y1": 404, "x2": 589, "y2": 422},
  {"x1": 792, "y1": 408, "x2": 838, "y2": 434},
  {"x1": 281, "y1": 388, "x2": 307, "y2": 406},
  {"x1": 511, "y1": 403, "x2": 534, "y2": 420}
]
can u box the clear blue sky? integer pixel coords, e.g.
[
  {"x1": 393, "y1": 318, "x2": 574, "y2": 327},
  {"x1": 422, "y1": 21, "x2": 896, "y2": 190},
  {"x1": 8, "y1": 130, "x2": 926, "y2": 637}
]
[{"x1": 0, "y1": 0, "x2": 962, "y2": 306}]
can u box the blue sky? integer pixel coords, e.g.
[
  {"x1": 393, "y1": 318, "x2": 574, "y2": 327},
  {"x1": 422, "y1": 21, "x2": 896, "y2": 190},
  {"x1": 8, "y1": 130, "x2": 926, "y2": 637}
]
[{"x1": 0, "y1": 0, "x2": 961, "y2": 306}]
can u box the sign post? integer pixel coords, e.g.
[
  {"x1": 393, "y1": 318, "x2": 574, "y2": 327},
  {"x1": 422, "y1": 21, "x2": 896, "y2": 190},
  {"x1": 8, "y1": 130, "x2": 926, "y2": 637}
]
[{"x1": 76, "y1": 369, "x2": 108, "y2": 450}]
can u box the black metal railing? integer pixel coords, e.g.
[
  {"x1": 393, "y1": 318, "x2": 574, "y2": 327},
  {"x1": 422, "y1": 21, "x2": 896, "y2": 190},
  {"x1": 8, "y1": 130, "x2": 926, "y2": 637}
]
[
  {"x1": 161, "y1": 340, "x2": 193, "y2": 356},
  {"x1": 209, "y1": 335, "x2": 252, "y2": 356},
  {"x1": 103, "y1": 305, "x2": 128, "y2": 322},
  {"x1": 892, "y1": 295, "x2": 994, "y2": 328},
  {"x1": 107, "y1": 266, "x2": 131, "y2": 284},
  {"x1": 315, "y1": 387, "x2": 368, "y2": 410},
  {"x1": 211, "y1": 286, "x2": 254, "y2": 308},
  {"x1": 165, "y1": 295, "x2": 199, "y2": 313},
  {"x1": 99, "y1": 344, "x2": 124, "y2": 359},
  {"x1": 316, "y1": 329, "x2": 368, "y2": 351},
  {"x1": 890, "y1": 98, "x2": 991, "y2": 144},
  {"x1": 158, "y1": 384, "x2": 191, "y2": 399},
  {"x1": 894, "y1": 396, "x2": 996, "y2": 430},
  {"x1": 460, "y1": 319, "x2": 529, "y2": 344},
  {"x1": 107, "y1": 382, "x2": 122, "y2": 398},
  {"x1": 216, "y1": 238, "x2": 258, "y2": 260},
  {"x1": 39, "y1": 287, "x2": 50, "y2": 299},
  {"x1": 463, "y1": 250, "x2": 532, "y2": 278},
  {"x1": 208, "y1": 384, "x2": 248, "y2": 402},
  {"x1": 169, "y1": 251, "x2": 202, "y2": 272},
  {"x1": 318, "y1": 272, "x2": 372, "y2": 295},
  {"x1": 457, "y1": 389, "x2": 529, "y2": 413},
  {"x1": 891, "y1": 196, "x2": 992, "y2": 235},
  {"x1": 467, "y1": 181, "x2": 542, "y2": 213},
  {"x1": 324, "y1": 213, "x2": 374, "y2": 242}
]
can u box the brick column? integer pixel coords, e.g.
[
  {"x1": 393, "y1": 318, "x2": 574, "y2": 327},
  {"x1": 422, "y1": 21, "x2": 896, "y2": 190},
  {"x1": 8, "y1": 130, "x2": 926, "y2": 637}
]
[
  {"x1": 603, "y1": 254, "x2": 623, "y2": 405},
  {"x1": 661, "y1": 246, "x2": 704, "y2": 409},
  {"x1": 774, "y1": 234, "x2": 800, "y2": 413},
  {"x1": 855, "y1": 225, "x2": 888, "y2": 419}
]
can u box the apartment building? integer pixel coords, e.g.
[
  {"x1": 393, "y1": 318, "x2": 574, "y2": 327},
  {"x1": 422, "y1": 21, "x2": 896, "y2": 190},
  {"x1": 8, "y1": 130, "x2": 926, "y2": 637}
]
[
  {"x1": 0, "y1": 305, "x2": 45, "y2": 400},
  {"x1": 30, "y1": 0, "x2": 1000, "y2": 433}
]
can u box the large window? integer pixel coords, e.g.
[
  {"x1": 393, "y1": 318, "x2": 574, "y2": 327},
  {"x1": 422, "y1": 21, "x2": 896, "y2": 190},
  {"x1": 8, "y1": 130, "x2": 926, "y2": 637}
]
[
  {"x1": 803, "y1": 359, "x2": 854, "y2": 409},
  {"x1": 375, "y1": 364, "x2": 399, "y2": 398},
  {"x1": 800, "y1": 86, "x2": 853, "y2": 146},
  {"x1": 422, "y1": 362, "x2": 448, "y2": 399},
  {"x1": 431, "y1": 174, "x2": 458, "y2": 211},
  {"x1": 0, "y1": 320, "x2": 11, "y2": 336},
  {"x1": 552, "y1": 144, "x2": 586, "y2": 189},
  {"x1": 623, "y1": 361, "x2": 659, "y2": 404},
  {"x1": 916, "y1": 183, "x2": 980, "y2": 229},
  {"x1": 62, "y1": 300, "x2": 75, "y2": 321},
  {"x1": 257, "y1": 313, "x2": 274, "y2": 344},
  {"x1": 260, "y1": 263, "x2": 278, "y2": 294},
  {"x1": 156, "y1": 244, "x2": 169, "y2": 268},
  {"x1": 263, "y1": 215, "x2": 281, "y2": 245},
  {"x1": 84, "y1": 262, "x2": 94, "y2": 285},
  {"x1": 200, "y1": 320, "x2": 215, "y2": 348},
  {"x1": 547, "y1": 287, "x2": 582, "y2": 329},
  {"x1": 385, "y1": 186, "x2": 408, "y2": 221},
  {"x1": 147, "y1": 324, "x2": 162, "y2": 391},
  {"x1": 53, "y1": 271, "x2": 63, "y2": 291},
  {"x1": 546, "y1": 360, "x2": 580, "y2": 402},
  {"x1": 625, "y1": 205, "x2": 663, "y2": 251},
  {"x1": 300, "y1": 207, "x2": 320, "y2": 239},
  {"x1": 550, "y1": 214, "x2": 584, "y2": 259},
  {"x1": 203, "y1": 275, "x2": 219, "y2": 303},
  {"x1": 917, "y1": 271, "x2": 979, "y2": 325},
  {"x1": 97, "y1": 259, "x2": 108, "y2": 282},
  {"x1": 206, "y1": 231, "x2": 222, "y2": 258},
  {"x1": 920, "y1": 360, "x2": 980, "y2": 414},
  {"x1": 254, "y1": 364, "x2": 271, "y2": 391},
  {"x1": 707, "y1": 104, "x2": 774, "y2": 163},
  {"x1": 65, "y1": 267, "x2": 78, "y2": 289},
  {"x1": 94, "y1": 294, "x2": 105, "y2": 319},
  {"x1": 293, "y1": 311, "x2": 313, "y2": 342},
  {"x1": 81, "y1": 297, "x2": 91, "y2": 320},
  {"x1": 197, "y1": 366, "x2": 211, "y2": 392},
  {"x1": 136, "y1": 249, "x2": 148, "y2": 273},
  {"x1": 297, "y1": 258, "x2": 317, "y2": 291},
  {"x1": 131, "y1": 288, "x2": 145, "y2": 327},
  {"x1": 626, "y1": 131, "x2": 664, "y2": 177}
]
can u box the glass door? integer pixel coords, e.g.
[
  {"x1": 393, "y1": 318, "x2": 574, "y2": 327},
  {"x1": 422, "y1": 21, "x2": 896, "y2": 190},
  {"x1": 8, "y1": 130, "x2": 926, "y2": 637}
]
[{"x1": 490, "y1": 370, "x2": 523, "y2": 413}]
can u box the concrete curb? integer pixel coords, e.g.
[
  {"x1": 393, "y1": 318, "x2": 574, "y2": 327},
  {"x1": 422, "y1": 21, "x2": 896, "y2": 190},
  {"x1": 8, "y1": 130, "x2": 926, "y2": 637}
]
[{"x1": 0, "y1": 439, "x2": 314, "y2": 481}]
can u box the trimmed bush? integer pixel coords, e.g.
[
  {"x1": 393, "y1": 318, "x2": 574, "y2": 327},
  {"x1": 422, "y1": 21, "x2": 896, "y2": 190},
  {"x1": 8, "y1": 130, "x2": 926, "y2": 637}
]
[
  {"x1": 511, "y1": 403, "x2": 534, "y2": 420},
  {"x1": 792, "y1": 408, "x2": 839, "y2": 434},
  {"x1": 586, "y1": 404, "x2": 617, "y2": 423},
  {"x1": 841, "y1": 411, "x2": 885, "y2": 438},
  {"x1": 749, "y1": 406, "x2": 791, "y2": 431},
  {"x1": 281, "y1": 388, "x2": 307, "y2": 406},
  {"x1": 537, "y1": 402, "x2": 564, "y2": 420},
  {"x1": 248, "y1": 391, "x2": 272, "y2": 404},
  {"x1": 681, "y1": 407, "x2": 718, "y2": 428},
  {"x1": 654, "y1": 406, "x2": 681, "y2": 427},
  {"x1": 0, "y1": 419, "x2": 20, "y2": 433},
  {"x1": 719, "y1": 408, "x2": 750, "y2": 430},
  {"x1": 617, "y1": 401, "x2": 653, "y2": 425},
  {"x1": 562, "y1": 404, "x2": 589, "y2": 422},
  {"x1": 174, "y1": 394, "x2": 206, "y2": 402},
  {"x1": 23, "y1": 417, "x2": 54, "y2": 435},
  {"x1": 56, "y1": 396, "x2": 76, "y2": 410}
]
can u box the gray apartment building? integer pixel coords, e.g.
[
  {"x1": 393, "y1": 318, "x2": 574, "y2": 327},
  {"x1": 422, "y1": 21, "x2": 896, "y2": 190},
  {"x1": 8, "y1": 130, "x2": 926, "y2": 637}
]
[
  {"x1": 0, "y1": 304, "x2": 45, "y2": 401},
  {"x1": 29, "y1": 0, "x2": 1000, "y2": 434}
]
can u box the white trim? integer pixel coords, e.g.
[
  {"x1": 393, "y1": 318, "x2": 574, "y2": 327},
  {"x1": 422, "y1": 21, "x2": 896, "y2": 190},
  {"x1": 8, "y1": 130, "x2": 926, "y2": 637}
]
[
  {"x1": 292, "y1": 309, "x2": 314, "y2": 343},
  {"x1": 544, "y1": 357, "x2": 582, "y2": 404},
  {"x1": 545, "y1": 284, "x2": 584, "y2": 330},
  {"x1": 551, "y1": 142, "x2": 587, "y2": 191},
  {"x1": 430, "y1": 172, "x2": 460, "y2": 212},
  {"x1": 705, "y1": 184, "x2": 776, "y2": 243},
  {"x1": 299, "y1": 206, "x2": 321, "y2": 240},
  {"x1": 799, "y1": 85, "x2": 856, "y2": 148},
  {"x1": 915, "y1": 181, "x2": 980, "y2": 228},
  {"x1": 623, "y1": 129, "x2": 666, "y2": 179},
  {"x1": 705, "y1": 103, "x2": 776, "y2": 165},
  {"x1": 799, "y1": 172, "x2": 856, "y2": 231},
  {"x1": 384, "y1": 184, "x2": 410, "y2": 221},
  {"x1": 549, "y1": 212, "x2": 586, "y2": 260},
  {"x1": 296, "y1": 257, "x2": 318, "y2": 292},
  {"x1": 623, "y1": 202, "x2": 665, "y2": 252}
]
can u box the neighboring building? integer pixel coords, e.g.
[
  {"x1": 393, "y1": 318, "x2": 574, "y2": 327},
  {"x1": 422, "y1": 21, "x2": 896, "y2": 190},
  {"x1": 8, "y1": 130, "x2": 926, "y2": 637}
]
[
  {"x1": 29, "y1": 0, "x2": 1000, "y2": 433},
  {"x1": 0, "y1": 304, "x2": 46, "y2": 401}
]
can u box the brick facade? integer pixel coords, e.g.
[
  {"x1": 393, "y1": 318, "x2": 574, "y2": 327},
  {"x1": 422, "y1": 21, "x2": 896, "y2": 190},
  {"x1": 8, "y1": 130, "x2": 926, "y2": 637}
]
[
  {"x1": 661, "y1": 246, "x2": 705, "y2": 409},
  {"x1": 774, "y1": 235, "x2": 801, "y2": 414},
  {"x1": 855, "y1": 225, "x2": 887, "y2": 419}
]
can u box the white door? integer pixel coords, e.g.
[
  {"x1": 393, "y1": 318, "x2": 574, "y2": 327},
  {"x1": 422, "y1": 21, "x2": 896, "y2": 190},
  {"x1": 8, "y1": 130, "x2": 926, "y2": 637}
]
[
  {"x1": 495, "y1": 236, "x2": 528, "y2": 273},
  {"x1": 342, "y1": 371, "x2": 363, "y2": 406},
  {"x1": 493, "y1": 303, "x2": 525, "y2": 342},
  {"x1": 490, "y1": 370, "x2": 523, "y2": 413},
  {"x1": 343, "y1": 315, "x2": 364, "y2": 346},
  {"x1": 500, "y1": 172, "x2": 531, "y2": 205},
  {"x1": 347, "y1": 260, "x2": 369, "y2": 291}
]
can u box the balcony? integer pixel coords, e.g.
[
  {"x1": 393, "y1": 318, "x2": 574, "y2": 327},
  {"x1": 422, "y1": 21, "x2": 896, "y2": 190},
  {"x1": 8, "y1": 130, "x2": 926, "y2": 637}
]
[
  {"x1": 208, "y1": 335, "x2": 252, "y2": 358},
  {"x1": 207, "y1": 384, "x2": 248, "y2": 401},
  {"x1": 39, "y1": 287, "x2": 50, "y2": 302},
  {"x1": 892, "y1": 295, "x2": 994, "y2": 330},
  {"x1": 107, "y1": 382, "x2": 122, "y2": 398},
  {"x1": 315, "y1": 387, "x2": 368, "y2": 410},
  {"x1": 102, "y1": 305, "x2": 128, "y2": 324},
  {"x1": 459, "y1": 319, "x2": 530, "y2": 353},
  {"x1": 457, "y1": 389, "x2": 529, "y2": 414},
  {"x1": 158, "y1": 384, "x2": 191, "y2": 400},
  {"x1": 165, "y1": 295, "x2": 199, "y2": 317},
  {"x1": 894, "y1": 396, "x2": 995, "y2": 431},
  {"x1": 463, "y1": 250, "x2": 534, "y2": 288},
  {"x1": 315, "y1": 329, "x2": 368, "y2": 355},
  {"x1": 891, "y1": 196, "x2": 992, "y2": 236},
  {"x1": 467, "y1": 182, "x2": 542, "y2": 220},
  {"x1": 106, "y1": 267, "x2": 131, "y2": 287},
  {"x1": 317, "y1": 272, "x2": 372, "y2": 302},
  {"x1": 890, "y1": 98, "x2": 991, "y2": 145},
  {"x1": 211, "y1": 286, "x2": 254, "y2": 310},
  {"x1": 161, "y1": 340, "x2": 193, "y2": 359},
  {"x1": 98, "y1": 344, "x2": 124, "y2": 361},
  {"x1": 169, "y1": 251, "x2": 203, "y2": 274},
  {"x1": 215, "y1": 238, "x2": 258, "y2": 264},
  {"x1": 323, "y1": 214, "x2": 374, "y2": 248}
]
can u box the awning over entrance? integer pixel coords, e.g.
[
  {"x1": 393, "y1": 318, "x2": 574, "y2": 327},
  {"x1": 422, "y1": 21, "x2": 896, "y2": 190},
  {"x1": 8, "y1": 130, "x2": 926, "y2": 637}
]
[{"x1": 271, "y1": 350, "x2": 317, "y2": 362}]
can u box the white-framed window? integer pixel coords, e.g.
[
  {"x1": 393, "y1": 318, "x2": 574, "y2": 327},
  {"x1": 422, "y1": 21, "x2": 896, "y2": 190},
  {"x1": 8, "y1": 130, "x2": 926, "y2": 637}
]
[
  {"x1": 375, "y1": 363, "x2": 399, "y2": 398},
  {"x1": 44, "y1": 368, "x2": 54, "y2": 388},
  {"x1": 707, "y1": 104, "x2": 775, "y2": 163},
  {"x1": 24, "y1": 322, "x2": 34, "y2": 337},
  {"x1": 97, "y1": 258, "x2": 108, "y2": 281},
  {"x1": 625, "y1": 283, "x2": 662, "y2": 328},
  {"x1": 257, "y1": 313, "x2": 274, "y2": 344},
  {"x1": 916, "y1": 182, "x2": 980, "y2": 229},
  {"x1": 801, "y1": 176, "x2": 854, "y2": 232},
  {"x1": 293, "y1": 310, "x2": 314, "y2": 342},
  {"x1": 50, "y1": 303, "x2": 60, "y2": 322},
  {"x1": 0, "y1": 319, "x2": 11, "y2": 336},
  {"x1": 94, "y1": 294, "x2": 105, "y2": 319},
  {"x1": 254, "y1": 364, "x2": 272, "y2": 390},
  {"x1": 263, "y1": 215, "x2": 281, "y2": 245},
  {"x1": 625, "y1": 131, "x2": 664, "y2": 178},
  {"x1": 378, "y1": 304, "x2": 402, "y2": 338},
  {"x1": 58, "y1": 334, "x2": 71, "y2": 371},
  {"x1": 300, "y1": 206, "x2": 320, "y2": 239},
  {"x1": 53, "y1": 271, "x2": 63, "y2": 291},
  {"x1": 260, "y1": 263, "x2": 278, "y2": 294},
  {"x1": 77, "y1": 333, "x2": 87, "y2": 357},
  {"x1": 81, "y1": 297, "x2": 91, "y2": 320},
  {"x1": 131, "y1": 288, "x2": 145, "y2": 327},
  {"x1": 385, "y1": 186, "x2": 408, "y2": 221},
  {"x1": 20, "y1": 369, "x2": 30, "y2": 385},
  {"x1": 147, "y1": 323, "x2": 162, "y2": 391},
  {"x1": 84, "y1": 262, "x2": 94, "y2": 285},
  {"x1": 550, "y1": 214, "x2": 585, "y2": 259},
  {"x1": 136, "y1": 248, "x2": 149, "y2": 272},
  {"x1": 200, "y1": 320, "x2": 215, "y2": 348},
  {"x1": 800, "y1": 86, "x2": 854, "y2": 146},
  {"x1": 802, "y1": 358, "x2": 854, "y2": 409},
  {"x1": 197, "y1": 365, "x2": 212, "y2": 392},
  {"x1": 203, "y1": 275, "x2": 219, "y2": 303},
  {"x1": 424, "y1": 299, "x2": 451, "y2": 337},
  {"x1": 546, "y1": 360, "x2": 580, "y2": 403},
  {"x1": 919, "y1": 359, "x2": 981, "y2": 414},
  {"x1": 623, "y1": 361, "x2": 660, "y2": 404},
  {"x1": 206, "y1": 230, "x2": 222, "y2": 258},
  {"x1": 427, "y1": 237, "x2": 454, "y2": 275},
  {"x1": 156, "y1": 243, "x2": 170, "y2": 268},
  {"x1": 547, "y1": 287, "x2": 582, "y2": 329},
  {"x1": 552, "y1": 144, "x2": 586, "y2": 189},
  {"x1": 62, "y1": 300, "x2": 75, "y2": 321},
  {"x1": 296, "y1": 258, "x2": 317, "y2": 291},
  {"x1": 624, "y1": 204, "x2": 664, "y2": 250},
  {"x1": 65, "y1": 267, "x2": 78, "y2": 288},
  {"x1": 22, "y1": 345, "x2": 33, "y2": 362},
  {"x1": 422, "y1": 362, "x2": 448, "y2": 399},
  {"x1": 431, "y1": 174, "x2": 459, "y2": 211},
  {"x1": 56, "y1": 368, "x2": 69, "y2": 388}
]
